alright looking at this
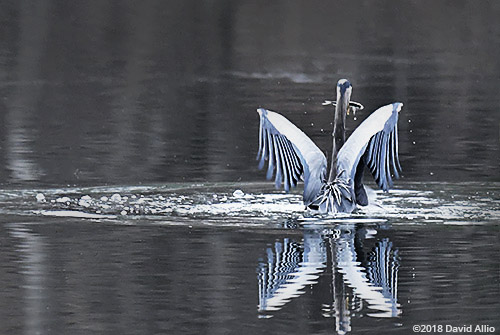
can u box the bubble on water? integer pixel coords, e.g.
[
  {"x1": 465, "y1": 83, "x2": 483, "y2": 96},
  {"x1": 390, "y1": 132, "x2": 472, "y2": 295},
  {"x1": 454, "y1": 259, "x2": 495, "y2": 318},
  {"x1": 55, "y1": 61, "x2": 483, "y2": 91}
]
[
  {"x1": 15, "y1": 181, "x2": 498, "y2": 225},
  {"x1": 78, "y1": 196, "x2": 91, "y2": 208},
  {"x1": 110, "y1": 194, "x2": 122, "y2": 202},
  {"x1": 56, "y1": 196, "x2": 71, "y2": 203},
  {"x1": 233, "y1": 189, "x2": 244, "y2": 198}
]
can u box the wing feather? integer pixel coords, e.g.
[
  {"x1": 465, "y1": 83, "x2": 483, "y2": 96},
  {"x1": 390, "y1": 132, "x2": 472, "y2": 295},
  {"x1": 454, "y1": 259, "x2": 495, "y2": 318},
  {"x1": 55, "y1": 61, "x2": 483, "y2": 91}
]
[
  {"x1": 276, "y1": 135, "x2": 291, "y2": 191},
  {"x1": 277, "y1": 136, "x2": 296, "y2": 189},
  {"x1": 272, "y1": 135, "x2": 283, "y2": 188},
  {"x1": 265, "y1": 130, "x2": 275, "y2": 179},
  {"x1": 257, "y1": 108, "x2": 327, "y2": 205},
  {"x1": 280, "y1": 136, "x2": 302, "y2": 186},
  {"x1": 365, "y1": 123, "x2": 402, "y2": 191}
]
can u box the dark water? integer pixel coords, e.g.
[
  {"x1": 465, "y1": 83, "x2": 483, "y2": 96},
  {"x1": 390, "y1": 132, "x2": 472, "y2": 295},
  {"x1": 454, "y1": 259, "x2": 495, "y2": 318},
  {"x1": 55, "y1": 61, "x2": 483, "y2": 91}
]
[{"x1": 0, "y1": 1, "x2": 499, "y2": 334}]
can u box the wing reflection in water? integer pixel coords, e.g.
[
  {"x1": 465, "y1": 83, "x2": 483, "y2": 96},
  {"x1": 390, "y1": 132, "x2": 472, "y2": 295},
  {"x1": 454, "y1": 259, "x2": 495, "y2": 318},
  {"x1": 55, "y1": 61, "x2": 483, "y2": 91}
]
[
  {"x1": 258, "y1": 231, "x2": 327, "y2": 311},
  {"x1": 257, "y1": 224, "x2": 401, "y2": 332}
]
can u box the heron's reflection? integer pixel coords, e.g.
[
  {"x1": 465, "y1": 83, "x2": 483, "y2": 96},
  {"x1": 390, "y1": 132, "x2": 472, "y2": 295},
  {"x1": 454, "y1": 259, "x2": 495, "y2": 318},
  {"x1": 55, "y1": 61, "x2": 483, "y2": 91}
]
[
  {"x1": 258, "y1": 224, "x2": 400, "y2": 333},
  {"x1": 258, "y1": 231, "x2": 327, "y2": 311}
]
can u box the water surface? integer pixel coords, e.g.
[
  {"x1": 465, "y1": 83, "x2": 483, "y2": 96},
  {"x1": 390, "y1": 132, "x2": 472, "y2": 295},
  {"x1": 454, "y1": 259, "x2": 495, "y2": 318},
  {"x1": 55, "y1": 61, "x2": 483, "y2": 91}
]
[
  {"x1": 0, "y1": 182, "x2": 499, "y2": 334},
  {"x1": 0, "y1": 1, "x2": 499, "y2": 334}
]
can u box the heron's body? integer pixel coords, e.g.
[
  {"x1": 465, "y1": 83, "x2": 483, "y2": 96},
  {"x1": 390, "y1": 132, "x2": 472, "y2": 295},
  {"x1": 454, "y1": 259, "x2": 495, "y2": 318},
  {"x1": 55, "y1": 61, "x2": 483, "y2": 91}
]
[{"x1": 257, "y1": 79, "x2": 403, "y2": 214}]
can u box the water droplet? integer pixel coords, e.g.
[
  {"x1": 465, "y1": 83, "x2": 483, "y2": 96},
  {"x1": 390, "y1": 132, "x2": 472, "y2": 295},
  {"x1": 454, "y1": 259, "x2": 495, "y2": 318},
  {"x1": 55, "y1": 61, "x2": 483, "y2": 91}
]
[
  {"x1": 412, "y1": 141, "x2": 416, "y2": 145},
  {"x1": 233, "y1": 189, "x2": 244, "y2": 198}
]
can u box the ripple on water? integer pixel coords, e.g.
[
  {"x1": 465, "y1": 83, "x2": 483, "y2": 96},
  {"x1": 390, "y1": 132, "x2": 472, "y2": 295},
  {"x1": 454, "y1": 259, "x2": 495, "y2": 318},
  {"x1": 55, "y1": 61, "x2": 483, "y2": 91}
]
[{"x1": 0, "y1": 182, "x2": 497, "y2": 226}]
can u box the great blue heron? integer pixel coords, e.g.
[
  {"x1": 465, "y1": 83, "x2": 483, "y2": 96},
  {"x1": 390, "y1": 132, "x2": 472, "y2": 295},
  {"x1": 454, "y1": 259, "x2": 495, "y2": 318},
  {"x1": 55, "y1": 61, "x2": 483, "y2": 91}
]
[{"x1": 257, "y1": 79, "x2": 403, "y2": 213}]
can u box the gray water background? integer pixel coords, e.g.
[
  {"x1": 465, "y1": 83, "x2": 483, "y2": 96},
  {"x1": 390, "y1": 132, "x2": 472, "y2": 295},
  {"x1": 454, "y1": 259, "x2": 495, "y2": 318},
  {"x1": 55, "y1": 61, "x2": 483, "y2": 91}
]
[{"x1": 0, "y1": 1, "x2": 499, "y2": 334}]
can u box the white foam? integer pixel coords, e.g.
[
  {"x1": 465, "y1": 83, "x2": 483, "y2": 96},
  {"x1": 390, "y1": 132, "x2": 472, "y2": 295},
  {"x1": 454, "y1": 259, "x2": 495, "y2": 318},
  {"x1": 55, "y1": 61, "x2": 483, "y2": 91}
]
[{"x1": 40, "y1": 210, "x2": 117, "y2": 219}]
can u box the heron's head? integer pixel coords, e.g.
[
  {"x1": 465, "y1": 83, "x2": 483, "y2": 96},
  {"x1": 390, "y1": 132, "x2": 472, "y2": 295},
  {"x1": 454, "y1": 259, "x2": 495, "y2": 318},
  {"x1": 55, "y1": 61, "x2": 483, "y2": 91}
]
[{"x1": 336, "y1": 79, "x2": 352, "y2": 115}]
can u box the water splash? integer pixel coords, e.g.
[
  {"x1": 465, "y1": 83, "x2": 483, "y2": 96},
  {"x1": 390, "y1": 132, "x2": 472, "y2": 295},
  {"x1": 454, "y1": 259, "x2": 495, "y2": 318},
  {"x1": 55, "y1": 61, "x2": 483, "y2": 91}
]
[{"x1": 0, "y1": 182, "x2": 497, "y2": 226}]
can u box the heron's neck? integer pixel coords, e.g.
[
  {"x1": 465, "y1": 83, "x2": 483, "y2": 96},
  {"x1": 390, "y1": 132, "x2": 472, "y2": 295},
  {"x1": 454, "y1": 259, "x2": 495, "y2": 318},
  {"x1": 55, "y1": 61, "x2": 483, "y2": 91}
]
[{"x1": 328, "y1": 106, "x2": 346, "y2": 182}]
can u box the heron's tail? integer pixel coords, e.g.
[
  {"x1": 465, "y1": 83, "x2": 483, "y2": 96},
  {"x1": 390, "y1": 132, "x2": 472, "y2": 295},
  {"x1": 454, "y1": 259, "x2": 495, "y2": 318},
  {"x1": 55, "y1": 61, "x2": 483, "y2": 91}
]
[{"x1": 308, "y1": 170, "x2": 356, "y2": 214}]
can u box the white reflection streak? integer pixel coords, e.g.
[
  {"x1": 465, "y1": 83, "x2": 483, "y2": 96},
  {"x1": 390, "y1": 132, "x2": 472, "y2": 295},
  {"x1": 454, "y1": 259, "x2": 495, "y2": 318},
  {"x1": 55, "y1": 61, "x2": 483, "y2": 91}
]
[
  {"x1": 10, "y1": 225, "x2": 47, "y2": 335},
  {"x1": 258, "y1": 231, "x2": 326, "y2": 311},
  {"x1": 5, "y1": 1, "x2": 49, "y2": 181},
  {"x1": 5, "y1": 131, "x2": 40, "y2": 181},
  {"x1": 335, "y1": 229, "x2": 400, "y2": 318}
]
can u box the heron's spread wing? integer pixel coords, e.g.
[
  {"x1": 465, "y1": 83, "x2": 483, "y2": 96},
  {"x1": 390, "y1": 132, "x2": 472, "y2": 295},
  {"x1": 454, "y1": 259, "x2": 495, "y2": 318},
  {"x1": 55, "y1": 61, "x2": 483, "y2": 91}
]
[
  {"x1": 337, "y1": 103, "x2": 403, "y2": 193},
  {"x1": 257, "y1": 108, "x2": 327, "y2": 205}
]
